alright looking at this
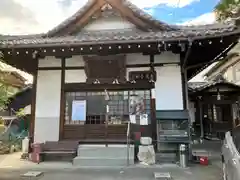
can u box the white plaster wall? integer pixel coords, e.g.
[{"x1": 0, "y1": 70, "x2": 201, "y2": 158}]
[
  {"x1": 126, "y1": 52, "x2": 180, "y2": 65},
  {"x1": 66, "y1": 56, "x2": 85, "y2": 67},
  {"x1": 155, "y1": 52, "x2": 180, "y2": 63},
  {"x1": 126, "y1": 53, "x2": 183, "y2": 110},
  {"x1": 155, "y1": 65, "x2": 183, "y2": 110},
  {"x1": 34, "y1": 70, "x2": 61, "y2": 143},
  {"x1": 83, "y1": 16, "x2": 135, "y2": 31},
  {"x1": 38, "y1": 56, "x2": 61, "y2": 67},
  {"x1": 65, "y1": 70, "x2": 86, "y2": 83},
  {"x1": 126, "y1": 54, "x2": 149, "y2": 65}
]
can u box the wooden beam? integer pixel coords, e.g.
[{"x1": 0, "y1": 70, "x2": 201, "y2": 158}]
[
  {"x1": 64, "y1": 82, "x2": 155, "y2": 92},
  {"x1": 37, "y1": 62, "x2": 179, "y2": 71}
]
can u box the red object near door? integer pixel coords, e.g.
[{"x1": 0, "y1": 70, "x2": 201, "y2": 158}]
[
  {"x1": 199, "y1": 156, "x2": 209, "y2": 165},
  {"x1": 30, "y1": 143, "x2": 42, "y2": 163},
  {"x1": 134, "y1": 132, "x2": 141, "y2": 140}
]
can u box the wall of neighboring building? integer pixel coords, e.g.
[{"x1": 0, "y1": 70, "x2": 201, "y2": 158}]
[
  {"x1": 234, "y1": 61, "x2": 240, "y2": 85},
  {"x1": 206, "y1": 43, "x2": 240, "y2": 83},
  {"x1": 224, "y1": 60, "x2": 240, "y2": 85},
  {"x1": 223, "y1": 65, "x2": 235, "y2": 82}
]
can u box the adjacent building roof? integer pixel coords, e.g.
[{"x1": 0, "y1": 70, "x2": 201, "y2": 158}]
[
  {"x1": 205, "y1": 42, "x2": 240, "y2": 78},
  {"x1": 188, "y1": 75, "x2": 240, "y2": 93},
  {"x1": 0, "y1": 62, "x2": 27, "y2": 88},
  {"x1": 205, "y1": 53, "x2": 240, "y2": 77},
  {"x1": 7, "y1": 85, "x2": 32, "y2": 112}
]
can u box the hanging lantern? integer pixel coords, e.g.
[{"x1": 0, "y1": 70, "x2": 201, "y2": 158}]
[
  {"x1": 104, "y1": 89, "x2": 110, "y2": 101},
  {"x1": 217, "y1": 88, "x2": 221, "y2": 100}
]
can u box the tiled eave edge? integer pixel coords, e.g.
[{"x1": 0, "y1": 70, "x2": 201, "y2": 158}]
[{"x1": 0, "y1": 28, "x2": 239, "y2": 49}]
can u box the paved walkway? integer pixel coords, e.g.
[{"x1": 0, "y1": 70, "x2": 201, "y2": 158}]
[
  {"x1": 0, "y1": 164, "x2": 223, "y2": 180},
  {"x1": 0, "y1": 152, "x2": 223, "y2": 180},
  {"x1": 0, "y1": 140, "x2": 223, "y2": 180}
]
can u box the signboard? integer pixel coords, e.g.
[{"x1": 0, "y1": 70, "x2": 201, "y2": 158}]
[
  {"x1": 129, "y1": 70, "x2": 156, "y2": 82},
  {"x1": 71, "y1": 100, "x2": 87, "y2": 121}
]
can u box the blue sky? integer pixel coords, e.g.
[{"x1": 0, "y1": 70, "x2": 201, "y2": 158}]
[
  {"x1": 144, "y1": 0, "x2": 220, "y2": 24},
  {"x1": 0, "y1": 0, "x2": 221, "y2": 35}
]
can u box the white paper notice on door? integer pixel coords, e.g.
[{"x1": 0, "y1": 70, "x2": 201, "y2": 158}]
[
  {"x1": 129, "y1": 114, "x2": 136, "y2": 124},
  {"x1": 72, "y1": 100, "x2": 86, "y2": 121},
  {"x1": 140, "y1": 114, "x2": 148, "y2": 125}
]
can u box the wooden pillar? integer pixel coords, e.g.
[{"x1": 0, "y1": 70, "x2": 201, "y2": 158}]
[
  {"x1": 150, "y1": 54, "x2": 157, "y2": 144},
  {"x1": 199, "y1": 100, "x2": 204, "y2": 139},
  {"x1": 29, "y1": 58, "x2": 38, "y2": 144},
  {"x1": 180, "y1": 53, "x2": 187, "y2": 110},
  {"x1": 59, "y1": 57, "x2": 66, "y2": 140}
]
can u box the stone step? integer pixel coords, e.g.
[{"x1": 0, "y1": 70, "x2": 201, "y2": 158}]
[
  {"x1": 75, "y1": 144, "x2": 135, "y2": 167},
  {"x1": 77, "y1": 144, "x2": 134, "y2": 158},
  {"x1": 73, "y1": 157, "x2": 134, "y2": 167}
]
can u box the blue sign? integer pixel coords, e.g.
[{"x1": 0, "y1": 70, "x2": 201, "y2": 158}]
[{"x1": 71, "y1": 100, "x2": 86, "y2": 121}]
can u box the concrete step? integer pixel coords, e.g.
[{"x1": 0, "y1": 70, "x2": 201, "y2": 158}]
[
  {"x1": 74, "y1": 144, "x2": 134, "y2": 167},
  {"x1": 73, "y1": 157, "x2": 134, "y2": 167},
  {"x1": 77, "y1": 144, "x2": 134, "y2": 158}
]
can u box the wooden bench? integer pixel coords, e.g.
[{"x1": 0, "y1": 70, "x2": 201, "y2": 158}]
[{"x1": 39, "y1": 141, "x2": 78, "y2": 163}]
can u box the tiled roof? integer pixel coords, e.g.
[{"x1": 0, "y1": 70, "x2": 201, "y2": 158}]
[
  {"x1": 188, "y1": 82, "x2": 208, "y2": 90},
  {"x1": 0, "y1": 25, "x2": 238, "y2": 48},
  {"x1": 188, "y1": 75, "x2": 240, "y2": 92},
  {"x1": 205, "y1": 53, "x2": 240, "y2": 77}
]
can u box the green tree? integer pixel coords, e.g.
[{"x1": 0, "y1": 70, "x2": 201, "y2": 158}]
[
  {"x1": 215, "y1": 0, "x2": 240, "y2": 21},
  {"x1": 0, "y1": 52, "x2": 18, "y2": 111}
]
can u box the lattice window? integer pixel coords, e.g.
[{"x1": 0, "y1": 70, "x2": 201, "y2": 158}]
[{"x1": 64, "y1": 90, "x2": 151, "y2": 125}]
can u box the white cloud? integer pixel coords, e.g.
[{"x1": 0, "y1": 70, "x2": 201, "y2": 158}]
[
  {"x1": 179, "y1": 12, "x2": 216, "y2": 25},
  {"x1": 130, "y1": 0, "x2": 198, "y2": 8},
  {"x1": 0, "y1": 0, "x2": 205, "y2": 35},
  {"x1": 0, "y1": 0, "x2": 89, "y2": 34}
]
